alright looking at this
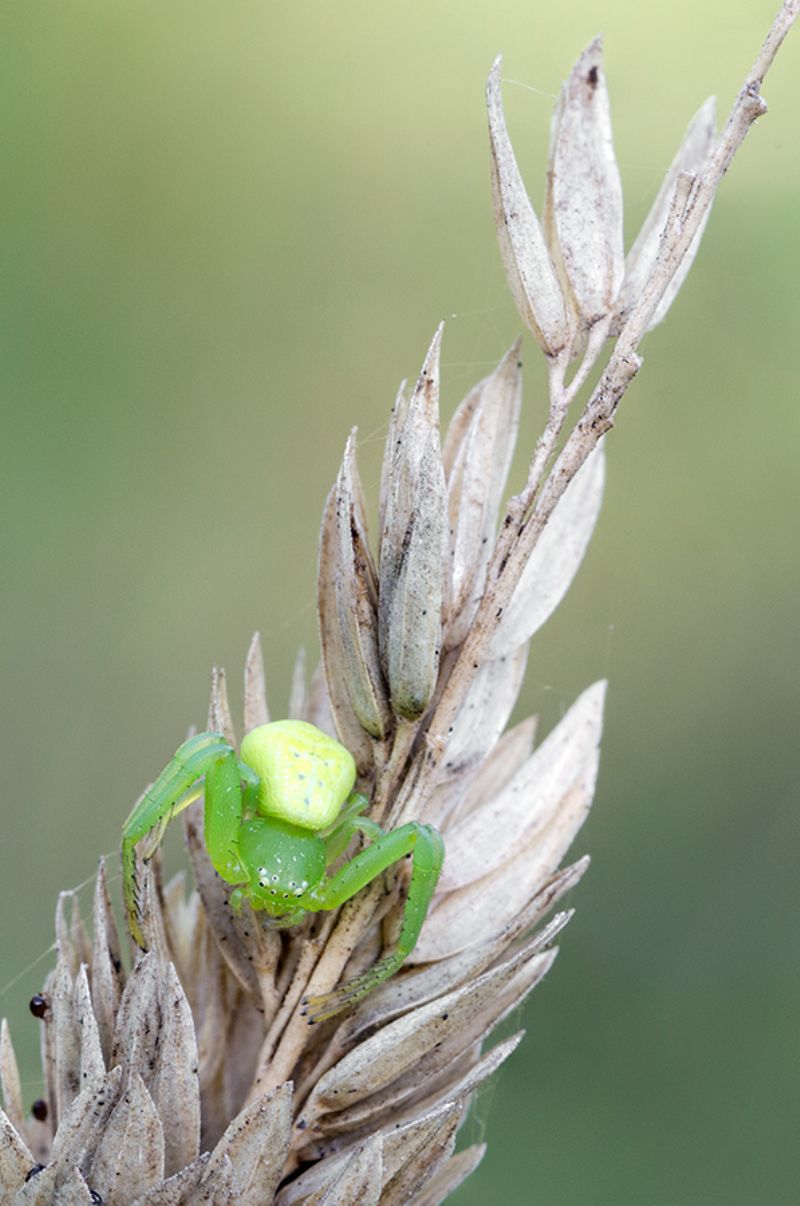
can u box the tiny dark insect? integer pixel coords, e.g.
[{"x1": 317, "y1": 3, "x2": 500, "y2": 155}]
[
  {"x1": 25, "y1": 1164, "x2": 45, "y2": 1182},
  {"x1": 28, "y1": 993, "x2": 49, "y2": 1020},
  {"x1": 587, "y1": 64, "x2": 599, "y2": 87},
  {"x1": 30, "y1": 1098, "x2": 48, "y2": 1122}
]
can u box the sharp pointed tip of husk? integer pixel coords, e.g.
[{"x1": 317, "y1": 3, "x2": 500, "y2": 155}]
[
  {"x1": 244, "y1": 630, "x2": 270, "y2": 731},
  {"x1": 379, "y1": 1101, "x2": 461, "y2": 1204},
  {"x1": 332, "y1": 429, "x2": 392, "y2": 740},
  {"x1": 0, "y1": 1024, "x2": 25, "y2": 1145},
  {"x1": 411, "y1": 323, "x2": 444, "y2": 409},
  {"x1": 570, "y1": 852, "x2": 592, "y2": 879},
  {"x1": 307, "y1": 1134, "x2": 383, "y2": 1205},
  {"x1": 444, "y1": 338, "x2": 523, "y2": 643},
  {"x1": 487, "y1": 62, "x2": 573, "y2": 356},
  {"x1": 207, "y1": 663, "x2": 236, "y2": 745},
  {"x1": 415, "y1": 1142, "x2": 487, "y2": 1206},
  {"x1": 205, "y1": 1082, "x2": 292, "y2": 1202},
  {"x1": 382, "y1": 418, "x2": 447, "y2": 722},
  {"x1": 423, "y1": 320, "x2": 444, "y2": 364},
  {"x1": 582, "y1": 33, "x2": 603, "y2": 57},
  {"x1": 318, "y1": 473, "x2": 378, "y2": 768},
  {"x1": 548, "y1": 32, "x2": 623, "y2": 328}
]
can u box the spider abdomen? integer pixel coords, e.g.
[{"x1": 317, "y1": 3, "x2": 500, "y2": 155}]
[{"x1": 240, "y1": 720, "x2": 356, "y2": 830}]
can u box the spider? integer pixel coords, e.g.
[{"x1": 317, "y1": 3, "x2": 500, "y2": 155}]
[{"x1": 122, "y1": 719, "x2": 444, "y2": 1019}]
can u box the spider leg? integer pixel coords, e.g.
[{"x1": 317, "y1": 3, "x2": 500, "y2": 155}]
[
  {"x1": 122, "y1": 731, "x2": 243, "y2": 949},
  {"x1": 321, "y1": 793, "x2": 377, "y2": 865},
  {"x1": 319, "y1": 791, "x2": 371, "y2": 864},
  {"x1": 300, "y1": 821, "x2": 444, "y2": 1022},
  {"x1": 203, "y1": 750, "x2": 250, "y2": 884}
]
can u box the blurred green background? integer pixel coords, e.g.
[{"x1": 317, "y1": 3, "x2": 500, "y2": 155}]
[{"x1": 1, "y1": 2, "x2": 798, "y2": 1202}]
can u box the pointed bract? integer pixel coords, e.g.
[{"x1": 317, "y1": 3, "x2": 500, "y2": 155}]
[
  {"x1": 90, "y1": 860, "x2": 124, "y2": 1066},
  {"x1": 0, "y1": 1107, "x2": 33, "y2": 1196},
  {"x1": 444, "y1": 342, "x2": 522, "y2": 646},
  {"x1": 414, "y1": 1143, "x2": 487, "y2": 1206},
  {"x1": 544, "y1": 38, "x2": 624, "y2": 327},
  {"x1": 0, "y1": 1019, "x2": 25, "y2": 1140},
  {"x1": 379, "y1": 1100, "x2": 461, "y2": 1206},
  {"x1": 490, "y1": 443, "x2": 605, "y2": 658},
  {"x1": 487, "y1": 58, "x2": 573, "y2": 357},
  {"x1": 333, "y1": 433, "x2": 392, "y2": 739},
  {"x1": 379, "y1": 328, "x2": 447, "y2": 720},
  {"x1": 207, "y1": 666, "x2": 236, "y2": 746},
  {"x1": 73, "y1": 966, "x2": 106, "y2": 1091},
  {"x1": 439, "y1": 645, "x2": 528, "y2": 780},
  {"x1": 620, "y1": 97, "x2": 717, "y2": 328},
  {"x1": 440, "y1": 681, "x2": 606, "y2": 890},
  {"x1": 413, "y1": 768, "x2": 597, "y2": 961},
  {"x1": 318, "y1": 483, "x2": 376, "y2": 774},
  {"x1": 147, "y1": 963, "x2": 201, "y2": 1177},
  {"x1": 305, "y1": 1135, "x2": 382, "y2": 1206},
  {"x1": 204, "y1": 1084, "x2": 292, "y2": 1204},
  {"x1": 90, "y1": 1073, "x2": 165, "y2": 1200},
  {"x1": 244, "y1": 632, "x2": 270, "y2": 733}
]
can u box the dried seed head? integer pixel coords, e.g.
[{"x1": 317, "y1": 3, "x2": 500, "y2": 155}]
[
  {"x1": 544, "y1": 37, "x2": 624, "y2": 330},
  {"x1": 443, "y1": 340, "x2": 522, "y2": 649},
  {"x1": 318, "y1": 480, "x2": 376, "y2": 775},
  {"x1": 489, "y1": 442, "x2": 606, "y2": 659},
  {"x1": 618, "y1": 96, "x2": 717, "y2": 330},
  {"x1": 438, "y1": 681, "x2": 606, "y2": 893},
  {"x1": 5, "y1": 10, "x2": 788, "y2": 1198},
  {"x1": 487, "y1": 58, "x2": 573, "y2": 359},
  {"x1": 379, "y1": 326, "x2": 447, "y2": 720},
  {"x1": 244, "y1": 631, "x2": 270, "y2": 733},
  {"x1": 439, "y1": 646, "x2": 529, "y2": 781},
  {"x1": 332, "y1": 432, "x2": 392, "y2": 740},
  {"x1": 208, "y1": 665, "x2": 237, "y2": 746}
]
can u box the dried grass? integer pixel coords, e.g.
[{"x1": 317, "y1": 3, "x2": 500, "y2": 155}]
[{"x1": 2, "y1": 6, "x2": 797, "y2": 1201}]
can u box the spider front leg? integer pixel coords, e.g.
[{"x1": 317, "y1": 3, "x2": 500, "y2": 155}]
[
  {"x1": 320, "y1": 791, "x2": 374, "y2": 864},
  {"x1": 300, "y1": 821, "x2": 444, "y2": 1023},
  {"x1": 122, "y1": 731, "x2": 248, "y2": 948}
]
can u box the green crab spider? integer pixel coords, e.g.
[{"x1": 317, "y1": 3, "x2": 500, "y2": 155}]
[{"x1": 122, "y1": 719, "x2": 444, "y2": 1020}]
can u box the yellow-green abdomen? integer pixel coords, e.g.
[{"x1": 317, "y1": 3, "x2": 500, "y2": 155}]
[{"x1": 239, "y1": 719, "x2": 356, "y2": 830}]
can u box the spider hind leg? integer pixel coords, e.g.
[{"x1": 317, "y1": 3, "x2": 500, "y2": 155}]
[{"x1": 300, "y1": 821, "x2": 444, "y2": 1023}]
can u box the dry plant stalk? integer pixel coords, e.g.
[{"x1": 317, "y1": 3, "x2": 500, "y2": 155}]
[{"x1": 1, "y1": 5, "x2": 796, "y2": 1202}]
